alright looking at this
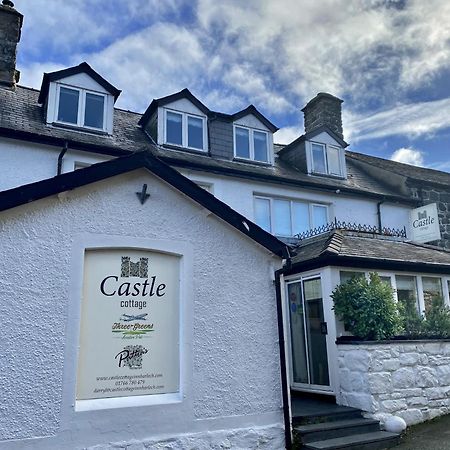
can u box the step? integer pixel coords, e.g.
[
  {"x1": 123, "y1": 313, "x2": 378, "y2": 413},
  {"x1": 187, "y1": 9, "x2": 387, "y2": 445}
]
[
  {"x1": 295, "y1": 418, "x2": 381, "y2": 443},
  {"x1": 293, "y1": 408, "x2": 363, "y2": 425},
  {"x1": 302, "y1": 431, "x2": 400, "y2": 450}
]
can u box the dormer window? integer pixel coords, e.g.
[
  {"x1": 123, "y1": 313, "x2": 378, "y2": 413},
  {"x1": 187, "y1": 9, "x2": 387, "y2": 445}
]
[
  {"x1": 164, "y1": 109, "x2": 206, "y2": 151},
  {"x1": 234, "y1": 126, "x2": 269, "y2": 163},
  {"x1": 56, "y1": 85, "x2": 106, "y2": 131},
  {"x1": 310, "y1": 142, "x2": 344, "y2": 177},
  {"x1": 39, "y1": 63, "x2": 121, "y2": 136}
]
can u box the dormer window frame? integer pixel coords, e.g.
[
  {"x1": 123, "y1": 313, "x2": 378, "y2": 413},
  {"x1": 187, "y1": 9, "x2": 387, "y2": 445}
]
[
  {"x1": 54, "y1": 82, "x2": 108, "y2": 132},
  {"x1": 163, "y1": 107, "x2": 208, "y2": 152},
  {"x1": 233, "y1": 124, "x2": 272, "y2": 164},
  {"x1": 308, "y1": 140, "x2": 346, "y2": 178}
]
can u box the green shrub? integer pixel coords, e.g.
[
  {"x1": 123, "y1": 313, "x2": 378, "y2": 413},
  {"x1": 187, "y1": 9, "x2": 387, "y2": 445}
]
[
  {"x1": 332, "y1": 273, "x2": 401, "y2": 340},
  {"x1": 397, "y1": 296, "x2": 426, "y2": 337},
  {"x1": 424, "y1": 297, "x2": 450, "y2": 337}
]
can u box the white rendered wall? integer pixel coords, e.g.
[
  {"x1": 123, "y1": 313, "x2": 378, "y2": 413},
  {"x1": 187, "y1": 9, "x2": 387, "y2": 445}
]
[
  {"x1": 178, "y1": 168, "x2": 413, "y2": 233},
  {"x1": 0, "y1": 169, "x2": 284, "y2": 449}
]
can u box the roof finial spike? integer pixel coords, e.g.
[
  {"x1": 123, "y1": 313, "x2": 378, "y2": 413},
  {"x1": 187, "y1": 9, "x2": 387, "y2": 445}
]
[{"x1": 2, "y1": 0, "x2": 15, "y2": 7}]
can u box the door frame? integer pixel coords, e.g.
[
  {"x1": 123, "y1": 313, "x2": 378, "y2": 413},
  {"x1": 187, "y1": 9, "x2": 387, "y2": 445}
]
[{"x1": 283, "y1": 268, "x2": 337, "y2": 395}]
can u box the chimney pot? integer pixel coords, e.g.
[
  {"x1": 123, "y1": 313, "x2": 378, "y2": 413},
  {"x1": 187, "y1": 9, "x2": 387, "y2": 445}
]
[
  {"x1": 0, "y1": 0, "x2": 23, "y2": 90},
  {"x1": 302, "y1": 92, "x2": 344, "y2": 140}
]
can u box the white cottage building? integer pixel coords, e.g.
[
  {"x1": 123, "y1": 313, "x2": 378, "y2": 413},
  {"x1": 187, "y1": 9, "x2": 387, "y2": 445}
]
[{"x1": 2, "y1": 2, "x2": 450, "y2": 449}]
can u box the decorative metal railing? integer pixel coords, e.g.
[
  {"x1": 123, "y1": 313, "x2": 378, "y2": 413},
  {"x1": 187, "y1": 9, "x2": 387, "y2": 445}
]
[{"x1": 294, "y1": 219, "x2": 407, "y2": 241}]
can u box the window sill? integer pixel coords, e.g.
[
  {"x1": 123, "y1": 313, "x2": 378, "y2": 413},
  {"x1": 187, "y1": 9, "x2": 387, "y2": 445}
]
[
  {"x1": 309, "y1": 171, "x2": 346, "y2": 180},
  {"x1": 50, "y1": 122, "x2": 110, "y2": 136},
  {"x1": 162, "y1": 143, "x2": 209, "y2": 155},
  {"x1": 233, "y1": 157, "x2": 273, "y2": 167}
]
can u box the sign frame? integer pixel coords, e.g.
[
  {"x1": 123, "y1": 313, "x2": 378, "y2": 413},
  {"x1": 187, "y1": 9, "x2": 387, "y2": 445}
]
[
  {"x1": 62, "y1": 234, "x2": 193, "y2": 413},
  {"x1": 410, "y1": 203, "x2": 441, "y2": 244}
]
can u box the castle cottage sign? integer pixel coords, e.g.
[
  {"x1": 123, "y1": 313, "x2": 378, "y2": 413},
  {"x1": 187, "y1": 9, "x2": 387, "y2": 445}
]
[
  {"x1": 76, "y1": 249, "x2": 180, "y2": 401},
  {"x1": 410, "y1": 203, "x2": 441, "y2": 244}
]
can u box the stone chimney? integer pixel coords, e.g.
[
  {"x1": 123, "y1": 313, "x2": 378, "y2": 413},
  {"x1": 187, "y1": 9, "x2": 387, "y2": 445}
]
[
  {"x1": 301, "y1": 92, "x2": 344, "y2": 140},
  {"x1": 0, "y1": 0, "x2": 23, "y2": 89}
]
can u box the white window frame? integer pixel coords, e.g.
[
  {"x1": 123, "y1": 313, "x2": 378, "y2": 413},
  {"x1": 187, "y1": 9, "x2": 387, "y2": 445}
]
[
  {"x1": 309, "y1": 141, "x2": 345, "y2": 178},
  {"x1": 163, "y1": 108, "x2": 207, "y2": 152},
  {"x1": 55, "y1": 83, "x2": 108, "y2": 132},
  {"x1": 233, "y1": 125, "x2": 270, "y2": 163},
  {"x1": 338, "y1": 269, "x2": 450, "y2": 316},
  {"x1": 254, "y1": 195, "x2": 329, "y2": 237}
]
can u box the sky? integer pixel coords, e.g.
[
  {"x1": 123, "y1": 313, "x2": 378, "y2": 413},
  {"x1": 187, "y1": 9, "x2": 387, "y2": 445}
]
[{"x1": 13, "y1": 0, "x2": 450, "y2": 172}]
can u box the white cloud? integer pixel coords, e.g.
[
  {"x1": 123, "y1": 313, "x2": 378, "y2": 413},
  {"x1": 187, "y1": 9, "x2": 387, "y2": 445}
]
[
  {"x1": 274, "y1": 126, "x2": 302, "y2": 145},
  {"x1": 391, "y1": 147, "x2": 425, "y2": 166},
  {"x1": 345, "y1": 97, "x2": 450, "y2": 142}
]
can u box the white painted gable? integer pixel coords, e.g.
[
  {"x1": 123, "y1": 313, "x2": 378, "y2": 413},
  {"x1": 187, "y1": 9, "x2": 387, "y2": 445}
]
[{"x1": 234, "y1": 114, "x2": 270, "y2": 132}]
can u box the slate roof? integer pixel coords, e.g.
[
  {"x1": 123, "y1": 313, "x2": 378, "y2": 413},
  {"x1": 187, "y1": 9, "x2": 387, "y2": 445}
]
[
  {"x1": 347, "y1": 151, "x2": 450, "y2": 187},
  {"x1": 286, "y1": 230, "x2": 450, "y2": 274},
  {"x1": 0, "y1": 86, "x2": 415, "y2": 203},
  {"x1": 0, "y1": 150, "x2": 290, "y2": 258}
]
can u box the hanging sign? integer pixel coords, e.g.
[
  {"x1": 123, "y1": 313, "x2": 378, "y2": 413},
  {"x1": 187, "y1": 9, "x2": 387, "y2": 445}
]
[
  {"x1": 76, "y1": 249, "x2": 180, "y2": 401},
  {"x1": 410, "y1": 203, "x2": 441, "y2": 244}
]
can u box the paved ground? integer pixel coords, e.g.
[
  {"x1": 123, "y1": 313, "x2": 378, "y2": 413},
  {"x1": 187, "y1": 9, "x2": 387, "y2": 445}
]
[{"x1": 395, "y1": 414, "x2": 450, "y2": 449}]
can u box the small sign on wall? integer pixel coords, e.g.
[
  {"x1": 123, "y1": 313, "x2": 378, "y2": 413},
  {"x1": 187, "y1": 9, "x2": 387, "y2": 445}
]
[
  {"x1": 410, "y1": 203, "x2": 441, "y2": 244},
  {"x1": 76, "y1": 249, "x2": 180, "y2": 401}
]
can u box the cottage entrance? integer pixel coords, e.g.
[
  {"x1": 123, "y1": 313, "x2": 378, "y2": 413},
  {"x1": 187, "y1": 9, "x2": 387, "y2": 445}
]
[{"x1": 286, "y1": 276, "x2": 331, "y2": 392}]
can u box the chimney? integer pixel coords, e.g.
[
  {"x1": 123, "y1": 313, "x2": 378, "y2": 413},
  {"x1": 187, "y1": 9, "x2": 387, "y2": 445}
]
[
  {"x1": 301, "y1": 92, "x2": 344, "y2": 140},
  {"x1": 0, "y1": 0, "x2": 23, "y2": 89}
]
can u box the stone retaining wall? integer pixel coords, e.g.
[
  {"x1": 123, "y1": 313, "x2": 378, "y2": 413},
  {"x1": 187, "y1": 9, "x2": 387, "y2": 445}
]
[{"x1": 337, "y1": 341, "x2": 450, "y2": 426}]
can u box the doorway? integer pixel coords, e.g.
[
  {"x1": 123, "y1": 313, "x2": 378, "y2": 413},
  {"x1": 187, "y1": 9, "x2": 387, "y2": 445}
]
[{"x1": 286, "y1": 275, "x2": 332, "y2": 392}]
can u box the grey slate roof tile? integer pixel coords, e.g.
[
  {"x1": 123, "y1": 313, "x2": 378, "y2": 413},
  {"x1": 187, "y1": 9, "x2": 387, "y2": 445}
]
[
  {"x1": 291, "y1": 230, "x2": 450, "y2": 267},
  {"x1": 0, "y1": 86, "x2": 415, "y2": 202}
]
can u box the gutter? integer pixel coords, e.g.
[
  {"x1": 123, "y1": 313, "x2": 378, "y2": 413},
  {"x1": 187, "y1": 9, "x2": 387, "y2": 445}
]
[
  {"x1": 275, "y1": 267, "x2": 293, "y2": 449},
  {"x1": 57, "y1": 141, "x2": 68, "y2": 175}
]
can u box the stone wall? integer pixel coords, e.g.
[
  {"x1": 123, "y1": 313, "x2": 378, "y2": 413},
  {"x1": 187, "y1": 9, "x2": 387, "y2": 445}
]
[
  {"x1": 411, "y1": 184, "x2": 450, "y2": 249},
  {"x1": 337, "y1": 341, "x2": 450, "y2": 426}
]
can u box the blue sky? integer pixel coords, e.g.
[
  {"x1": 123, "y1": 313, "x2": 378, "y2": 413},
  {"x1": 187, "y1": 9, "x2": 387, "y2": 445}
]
[{"x1": 14, "y1": 0, "x2": 450, "y2": 172}]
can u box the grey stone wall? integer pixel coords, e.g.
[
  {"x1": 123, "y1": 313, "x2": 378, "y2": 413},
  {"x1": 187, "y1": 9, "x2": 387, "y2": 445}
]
[
  {"x1": 302, "y1": 93, "x2": 344, "y2": 140},
  {"x1": 410, "y1": 184, "x2": 450, "y2": 249},
  {"x1": 209, "y1": 118, "x2": 234, "y2": 160},
  {"x1": 337, "y1": 341, "x2": 450, "y2": 426},
  {"x1": 0, "y1": 4, "x2": 22, "y2": 89}
]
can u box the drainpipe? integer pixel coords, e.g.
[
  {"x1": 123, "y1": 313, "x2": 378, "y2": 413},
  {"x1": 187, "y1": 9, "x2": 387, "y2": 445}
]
[
  {"x1": 57, "y1": 141, "x2": 68, "y2": 175},
  {"x1": 275, "y1": 267, "x2": 293, "y2": 450},
  {"x1": 376, "y1": 198, "x2": 385, "y2": 233}
]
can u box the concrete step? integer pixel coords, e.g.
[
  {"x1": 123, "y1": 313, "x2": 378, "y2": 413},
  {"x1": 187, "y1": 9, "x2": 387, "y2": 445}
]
[
  {"x1": 293, "y1": 408, "x2": 363, "y2": 425},
  {"x1": 295, "y1": 417, "x2": 381, "y2": 443},
  {"x1": 302, "y1": 431, "x2": 400, "y2": 450}
]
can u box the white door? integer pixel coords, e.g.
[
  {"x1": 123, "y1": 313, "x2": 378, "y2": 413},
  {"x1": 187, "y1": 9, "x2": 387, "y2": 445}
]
[{"x1": 286, "y1": 275, "x2": 332, "y2": 392}]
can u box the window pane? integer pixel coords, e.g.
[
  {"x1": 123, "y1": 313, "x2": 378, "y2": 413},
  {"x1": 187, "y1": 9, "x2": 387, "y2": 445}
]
[
  {"x1": 254, "y1": 198, "x2": 271, "y2": 232},
  {"x1": 312, "y1": 143, "x2": 326, "y2": 173},
  {"x1": 396, "y1": 275, "x2": 419, "y2": 312},
  {"x1": 379, "y1": 276, "x2": 392, "y2": 287},
  {"x1": 422, "y1": 277, "x2": 443, "y2": 313},
  {"x1": 327, "y1": 146, "x2": 341, "y2": 176},
  {"x1": 235, "y1": 127, "x2": 250, "y2": 159},
  {"x1": 273, "y1": 199, "x2": 291, "y2": 236},
  {"x1": 340, "y1": 271, "x2": 365, "y2": 284},
  {"x1": 58, "y1": 87, "x2": 79, "y2": 124},
  {"x1": 188, "y1": 116, "x2": 203, "y2": 149},
  {"x1": 292, "y1": 202, "x2": 309, "y2": 235},
  {"x1": 84, "y1": 93, "x2": 104, "y2": 129},
  {"x1": 166, "y1": 111, "x2": 182, "y2": 146},
  {"x1": 312, "y1": 205, "x2": 328, "y2": 228},
  {"x1": 254, "y1": 131, "x2": 268, "y2": 162}
]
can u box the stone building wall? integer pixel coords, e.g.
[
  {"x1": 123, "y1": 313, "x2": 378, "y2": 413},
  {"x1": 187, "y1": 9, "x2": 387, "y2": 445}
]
[
  {"x1": 411, "y1": 183, "x2": 450, "y2": 249},
  {"x1": 337, "y1": 341, "x2": 450, "y2": 426}
]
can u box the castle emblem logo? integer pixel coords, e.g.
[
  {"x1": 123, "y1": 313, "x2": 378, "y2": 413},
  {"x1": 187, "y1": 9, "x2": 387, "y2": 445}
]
[{"x1": 121, "y1": 257, "x2": 148, "y2": 278}]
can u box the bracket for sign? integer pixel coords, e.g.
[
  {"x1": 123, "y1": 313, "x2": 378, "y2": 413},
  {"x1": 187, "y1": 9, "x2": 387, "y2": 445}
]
[{"x1": 136, "y1": 184, "x2": 150, "y2": 205}]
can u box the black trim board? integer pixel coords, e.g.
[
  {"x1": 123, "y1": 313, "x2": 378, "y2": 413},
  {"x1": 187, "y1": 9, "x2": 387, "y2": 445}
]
[
  {"x1": 38, "y1": 62, "x2": 121, "y2": 104},
  {"x1": 0, "y1": 151, "x2": 290, "y2": 258},
  {"x1": 281, "y1": 253, "x2": 450, "y2": 276}
]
